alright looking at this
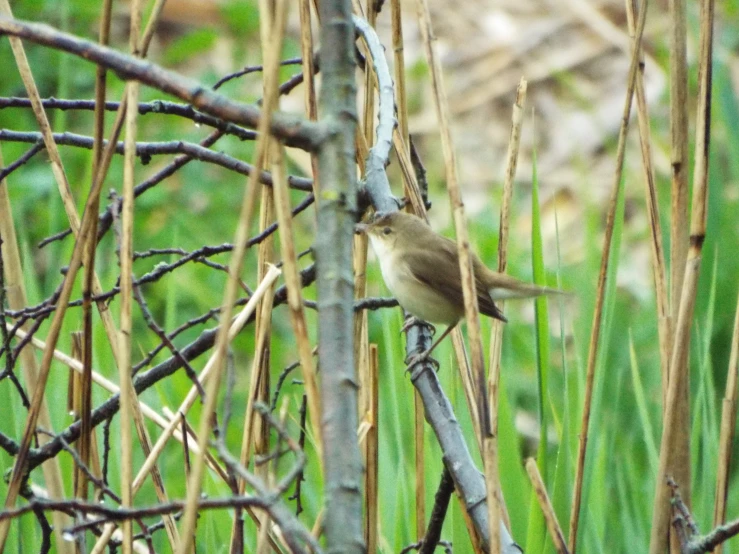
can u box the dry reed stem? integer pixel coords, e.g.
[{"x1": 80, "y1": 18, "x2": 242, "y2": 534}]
[
  {"x1": 230, "y1": 8, "x2": 281, "y2": 542},
  {"x1": 111, "y1": 4, "x2": 187, "y2": 548},
  {"x1": 77, "y1": 1, "x2": 113, "y2": 532},
  {"x1": 666, "y1": 6, "x2": 691, "y2": 535},
  {"x1": 271, "y1": 142, "x2": 323, "y2": 453},
  {"x1": 236, "y1": 269, "x2": 276, "y2": 541},
  {"x1": 452, "y1": 332, "x2": 482, "y2": 447},
  {"x1": 623, "y1": 0, "x2": 672, "y2": 405},
  {"x1": 666, "y1": 0, "x2": 693, "y2": 541},
  {"x1": 297, "y1": 0, "x2": 320, "y2": 195},
  {"x1": 713, "y1": 294, "x2": 739, "y2": 554},
  {"x1": 256, "y1": 179, "x2": 275, "y2": 490},
  {"x1": 668, "y1": 0, "x2": 690, "y2": 332},
  {"x1": 362, "y1": 0, "x2": 377, "y2": 146},
  {"x1": 354, "y1": 8, "x2": 373, "y2": 508},
  {"x1": 256, "y1": 393, "x2": 286, "y2": 554},
  {"x1": 525, "y1": 459, "x2": 569, "y2": 554},
  {"x1": 175, "y1": 1, "x2": 289, "y2": 545},
  {"x1": 486, "y1": 78, "x2": 527, "y2": 554},
  {"x1": 392, "y1": 131, "x2": 428, "y2": 219},
  {"x1": 567, "y1": 1, "x2": 648, "y2": 551},
  {"x1": 116, "y1": 2, "x2": 144, "y2": 550},
  {"x1": 70, "y1": 332, "x2": 88, "y2": 554},
  {"x1": 271, "y1": 53, "x2": 322, "y2": 466},
  {"x1": 230, "y1": 132, "x2": 277, "y2": 553},
  {"x1": 483, "y1": 436, "x2": 501, "y2": 554},
  {"x1": 649, "y1": 1, "x2": 714, "y2": 550},
  {"x1": 391, "y1": 0, "x2": 409, "y2": 145},
  {"x1": 415, "y1": 0, "x2": 487, "y2": 443},
  {"x1": 489, "y1": 79, "x2": 527, "y2": 433},
  {"x1": 0, "y1": 150, "x2": 71, "y2": 554},
  {"x1": 364, "y1": 345, "x2": 380, "y2": 553},
  {"x1": 68, "y1": 333, "x2": 83, "y2": 418}
]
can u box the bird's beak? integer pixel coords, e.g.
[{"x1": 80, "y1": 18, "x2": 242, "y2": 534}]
[{"x1": 354, "y1": 223, "x2": 369, "y2": 235}]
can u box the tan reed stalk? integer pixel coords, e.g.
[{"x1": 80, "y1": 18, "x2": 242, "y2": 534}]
[
  {"x1": 116, "y1": 1, "x2": 145, "y2": 550},
  {"x1": 458, "y1": 498, "x2": 486, "y2": 554},
  {"x1": 668, "y1": 0, "x2": 690, "y2": 341},
  {"x1": 568, "y1": 1, "x2": 649, "y2": 551},
  {"x1": 356, "y1": 11, "x2": 374, "y2": 544},
  {"x1": 355, "y1": 3, "x2": 373, "y2": 495},
  {"x1": 70, "y1": 333, "x2": 87, "y2": 554},
  {"x1": 229, "y1": 10, "x2": 280, "y2": 542},
  {"x1": 175, "y1": 2, "x2": 289, "y2": 546},
  {"x1": 298, "y1": 0, "x2": 320, "y2": 195},
  {"x1": 229, "y1": 122, "x2": 276, "y2": 553},
  {"x1": 77, "y1": 3, "x2": 113, "y2": 538},
  {"x1": 525, "y1": 459, "x2": 569, "y2": 554},
  {"x1": 391, "y1": 0, "x2": 409, "y2": 145},
  {"x1": 68, "y1": 333, "x2": 83, "y2": 418},
  {"x1": 362, "y1": 0, "x2": 378, "y2": 145},
  {"x1": 391, "y1": 2, "x2": 424, "y2": 523},
  {"x1": 392, "y1": 131, "x2": 427, "y2": 217},
  {"x1": 488, "y1": 79, "x2": 527, "y2": 417},
  {"x1": 236, "y1": 269, "x2": 276, "y2": 473},
  {"x1": 415, "y1": 0, "x2": 487, "y2": 437},
  {"x1": 713, "y1": 294, "x2": 739, "y2": 554},
  {"x1": 666, "y1": 0, "x2": 694, "y2": 541},
  {"x1": 649, "y1": 1, "x2": 714, "y2": 552},
  {"x1": 451, "y1": 332, "x2": 482, "y2": 449},
  {"x1": 666, "y1": 2, "x2": 691, "y2": 538},
  {"x1": 485, "y1": 78, "x2": 527, "y2": 554},
  {"x1": 271, "y1": 142, "x2": 322, "y2": 448},
  {"x1": 483, "y1": 435, "x2": 501, "y2": 553},
  {"x1": 623, "y1": 0, "x2": 672, "y2": 402},
  {"x1": 415, "y1": 3, "x2": 497, "y2": 550},
  {"x1": 365, "y1": 345, "x2": 380, "y2": 553}
]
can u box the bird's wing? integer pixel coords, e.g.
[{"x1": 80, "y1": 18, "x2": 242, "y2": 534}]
[{"x1": 404, "y1": 240, "x2": 507, "y2": 322}]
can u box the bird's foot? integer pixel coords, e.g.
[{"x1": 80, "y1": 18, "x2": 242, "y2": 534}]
[
  {"x1": 401, "y1": 316, "x2": 435, "y2": 335},
  {"x1": 404, "y1": 348, "x2": 439, "y2": 372}
]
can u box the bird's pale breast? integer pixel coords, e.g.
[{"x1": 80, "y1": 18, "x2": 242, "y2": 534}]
[{"x1": 374, "y1": 243, "x2": 462, "y2": 326}]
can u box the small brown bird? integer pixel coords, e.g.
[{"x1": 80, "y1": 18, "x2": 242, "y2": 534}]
[{"x1": 355, "y1": 211, "x2": 561, "y2": 366}]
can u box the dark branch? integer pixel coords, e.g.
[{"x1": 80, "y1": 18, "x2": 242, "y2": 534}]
[{"x1": 0, "y1": 16, "x2": 327, "y2": 151}]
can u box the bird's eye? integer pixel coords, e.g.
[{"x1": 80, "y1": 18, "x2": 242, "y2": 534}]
[{"x1": 382, "y1": 227, "x2": 392, "y2": 235}]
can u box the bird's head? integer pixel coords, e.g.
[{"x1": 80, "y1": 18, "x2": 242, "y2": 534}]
[{"x1": 355, "y1": 211, "x2": 426, "y2": 253}]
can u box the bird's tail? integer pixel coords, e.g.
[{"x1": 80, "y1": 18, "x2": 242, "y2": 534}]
[{"x1": 488, "y1": 283, "x2": 565, "y2": 301}]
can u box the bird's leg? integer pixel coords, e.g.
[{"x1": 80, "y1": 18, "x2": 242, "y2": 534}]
[
  {"x1": 405, "y1": 324, "x2": 456, "y2": 370},
  {"x1": 400, "y1": 315, "x2": 435, "y2": 335}
]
